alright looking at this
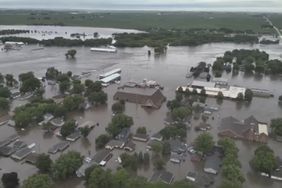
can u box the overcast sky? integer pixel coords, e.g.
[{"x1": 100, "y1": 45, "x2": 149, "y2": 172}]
[{"x1": 0, "y1": 0, "x2": 282, "y2": 12}]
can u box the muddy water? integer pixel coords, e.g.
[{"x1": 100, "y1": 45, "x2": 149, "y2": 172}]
[
  {"x1": 0, "y1": 25, "x2": 143, "y2": 40},
  {"x1": 0, "y1": 43, "x2": 282, "y2": 188}
]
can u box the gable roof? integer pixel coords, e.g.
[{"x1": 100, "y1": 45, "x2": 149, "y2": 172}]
[
  {"x1": 113, "y1": 88, "x2": 166, "y2": 109},
  {"x1": 244, "y1": 115, "x2": 259, "y2": 126}
]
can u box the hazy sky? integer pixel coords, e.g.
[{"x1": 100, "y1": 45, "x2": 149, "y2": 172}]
[{"x1": 0, "y1": 0, "x2": 282, "y2": 12}]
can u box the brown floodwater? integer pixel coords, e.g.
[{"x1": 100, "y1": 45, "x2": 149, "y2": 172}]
[{"x1": 0, "y1": 42, "x2": 282, "y2": 188}]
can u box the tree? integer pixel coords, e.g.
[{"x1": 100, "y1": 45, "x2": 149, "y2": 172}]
[
  {"x1": 5, "y1": 74, "x2": 17, "y2": 87},
  {"x1": 1, "y1": 172, "x2": 19, "y2": 188},
  {"x1": 87, "y1": 167, "x2": 113, "y2": 188},
  {"x1": 51, "y1": 151, "x2": 82, "y2": 180},
  {"x1": 22, "y1": 174, "x2": 53, "y2": 188},
  {"x1": 72, "y1": 82, "x2": 85, "y2": 94},
  {"x1": 166, "y1": 99, "x2": 181, "y2": 111},
  {"x1": 80, "y1": 126, "x2": 92, "y2": 138},
  {"x1": 88, "y1": 91, "x2": 108, "y2": 105},
  {"x1": 153, "y1": 154, "x2": 165, "y2": 170},
  {"x1": 143, "y1": 152, "x2": 150, "y2": 166},
  {"x1": 106, "y1": 114, "x2": 133, "y2": 137},
  {"x1": 35, "y1": 154, "x2": 52, "y2": 173},
  {"x1": 194, "y1": 133, "x2": 214, "y2": 155},
  {"x1": 162, "y1": 141, "x2": 171, "y2": 156},
  {"x1": 219, "y1": 179, "x2": 242, "y2": 188},
  {"x1": 0, "y1": 97, "x2": 9, "y2": 111},
  {"x1": 85, "y1": 80, "x2": 102, "y2": 94},
  {"x1": 244, "y1": 89, "x2": 253, "y2": 102},
  {"x1": 120, "y1": 153, "x2": 138, "y2": 172},
  {"x1": 19, "y1": 72, "x2": 41, "y2": 94},
  {"x1": 95, "y1": 134, "x2": 111, "y2": 149},
  {"x1": 111, "y1": 101, "x2": 125, "y2": 114},
  {"x1": 0, "y1": 73, "x2": 4, "y2": 84},
  {"x1": 279, "y1": 95, "x2": 282, "y2": 102},
  {"x1": 271, "y1": 118, "x2": 282, "y2": 137},
  {"x1": 222, "y1": 164, "x2": 245, "y2": 183},
  {"x1": 60, "y1": 120, "x2": 76, "y2": 137},
  {"x1": 250, "y1": 145, "x2": 277, "y2": 177},
  {"x1": 63, "y1": 95, "x2": 84, "y2": 111},
  {"x1": 171, "y1": 106, "x2": 192, "y2": 121},
  {"x1": 65, "y1": 49, "x2": 77, "y2": 59},
  {"x1": 236, "y1": 93, "x2": 244, "y2": 101},
  {"x1": 59, "y1": 80, "x2": 71, "y2": 94},
  {"x1": 0, "y1": 87, "x2": 11, "y2": 98},
  {"x1": 45, "y1": 67, "x2": 60, "y2": 80},
  {"x1": 136, "y1": 127, "x2": 147, "y2": 134},
  {"x1": 200, "y1": 89, "x2": 206, "y2": 96},
  {"x1": 217, "y1": 91, "x2": 224, "y2": 100}
]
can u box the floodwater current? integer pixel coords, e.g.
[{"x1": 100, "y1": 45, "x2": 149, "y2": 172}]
[{"x1": 0, "y1": 40, "x2": 282, "y2": 188}]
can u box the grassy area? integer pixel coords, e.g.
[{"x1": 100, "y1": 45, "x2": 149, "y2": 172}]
[
  {"x1": 268, "y1": 14, "x2": 282, "y2": 30},
  {"x1": 0, "y1": 10, "x2": 281, "y2": 33}
]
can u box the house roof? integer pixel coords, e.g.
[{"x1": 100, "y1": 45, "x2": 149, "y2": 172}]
[
  {"x1": 115, "y1": 128, "x2": 130, "y2": 141},
  {"x1": 113, "y1": 88, "x2": 166, "y2": 109},
  {"x1": 204, "y1": 152, "x2": 221, "y2": 172},
  {"x1": 133, "y1": 133, "x2": 149, "y2": 141},
  {"x1": 92, "y1": 149, "x2": 111, "y2": 164},
  {"x1": 150, "y1": 171, "x2": 174, "y2": 184},
  {"x1": 11, "y1": 147, "x2": 32, "y2": 160},
  {"x1": 48, "y1": 141, "x2": 70, "y2": 154},
  {"x1": 169, "y1": 139, "x2": 187, "y2": 154},
  {"x1": 124, "y1": 141, "x2": 136, "y2": 150},
  {"x1": 258, "y1": 123, "x2": 268, "y2": 136},
  {"x1": 0, "y1": 134, "x2": 19, "y2": 148},
  {"x1": 106, "y1": 140, "x2": 124, "y2": 148},
  {"x1": 244, "y1": 115, "x2": 259, "y2": 126},
  {"x1": 25, "y1": 153, "x2": 40, "y2": 164}
]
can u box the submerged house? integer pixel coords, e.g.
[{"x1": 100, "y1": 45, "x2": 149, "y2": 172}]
[
  {"x1": 218, "y1": 116, "x2": 268, "y2": 143},
  {"x1": 204, "y1": 151, "x2": 222, "y2": 175},
  {"x1": 150, "y1": 171, "x2": 174, "y2": 184},
  {"x1": 113, "y1": 88, "x2": 166, "y2": 109}
]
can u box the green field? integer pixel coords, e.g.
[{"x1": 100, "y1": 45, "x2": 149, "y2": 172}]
[{"x1": 0, "y1": 10, "x2": 281, "y2": 33}]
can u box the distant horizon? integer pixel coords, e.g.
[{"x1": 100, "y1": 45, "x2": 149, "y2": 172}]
[
  {"x1": 0, "y1": 7, "x2": 282, "y2": 14},
  {"x1": 0, "y1": 0, "x2": 282, "y2": 13}
]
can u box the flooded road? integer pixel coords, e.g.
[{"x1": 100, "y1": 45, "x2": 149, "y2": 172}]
[{"x1": 0, "y1": 42, "x2": 282, "y2": 188}]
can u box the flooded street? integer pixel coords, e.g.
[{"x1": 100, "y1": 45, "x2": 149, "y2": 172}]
[{"x1": 0, "y1": 42, "x2": 282, "y2": 188}]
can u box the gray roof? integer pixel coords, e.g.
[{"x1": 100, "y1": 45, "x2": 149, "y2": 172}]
[
  {"x1": 25, "y1": 153, "x2": 40, "y2": 164},
  {"x1": 92, "y1": 149, "x2": 111, "y2": 164},
  {"x1": 204, "y1": 152, "x2": 222, "y2": 172},
  {"x1": 106, "y1": 140, "x2": 124, "y2": 148},
  {"x1": 76, "y1": 161, "x2": 96, "y2": 177},
  {"x1": 244, "y1": 115, "x2": 259, "y2": 126},
  {"x1": 150, "y1": 171, "x2": 174, "y2": 184},
  {"x1": 133, "y1": 133, "x2": 149, "y2": 141},
  {"x1": 115, "y1": 128, "x2": 130, "y2": 141},
  {"x1": 169, "y1": 139, "x2": 187, "y2": 154},
  {"x1": 124, "y1": 141, "x2": 136, "y2": 151},
  {"x1": 66, "y1": 131, "x2": 81, "y2": 142},
  {"x1": 48, "y1": 141, "x2": 70, "y2": 154},
  {"x1": 0, "y1": 134, "x2": 19, "y2": 148},
  {"x1": 11, "y1": 147, "x2": 32, "y2": 160},
  {"x1": 0, "y1": 146, "x2": 14, "y2": 156}
]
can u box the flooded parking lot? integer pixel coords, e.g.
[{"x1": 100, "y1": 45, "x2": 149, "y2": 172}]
[{"x1": 0, "y1": 42, "x2": 282, "y2": 188}]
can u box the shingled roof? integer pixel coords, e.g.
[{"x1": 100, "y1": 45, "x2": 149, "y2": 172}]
[
  {"x1": 113, "y1": 88, "x2": 166, "y2": 109},
  {"x1": 219, "y1": 116, "x2": 268, "y2": 143}
]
